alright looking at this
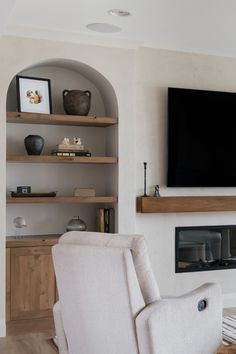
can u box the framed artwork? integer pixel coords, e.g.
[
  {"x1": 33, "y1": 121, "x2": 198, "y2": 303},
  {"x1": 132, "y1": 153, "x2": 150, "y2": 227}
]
[{"x1": 16, "y1": 75, "x2": 52, "y2": 114}]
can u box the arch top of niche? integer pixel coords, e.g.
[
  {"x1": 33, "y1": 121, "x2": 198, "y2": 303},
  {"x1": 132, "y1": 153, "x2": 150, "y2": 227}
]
[{"x1": 15, "y1": 58, "x2": 118, "y2": 117}]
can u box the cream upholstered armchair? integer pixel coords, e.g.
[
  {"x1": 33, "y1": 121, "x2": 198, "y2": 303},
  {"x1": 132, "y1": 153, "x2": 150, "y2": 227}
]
[{"x1": 52, "y1": 231, "x2": 222, "y2": 354}]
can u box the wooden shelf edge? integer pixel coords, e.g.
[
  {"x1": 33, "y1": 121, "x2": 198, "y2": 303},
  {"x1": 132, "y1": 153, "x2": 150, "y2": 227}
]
[
  {"x1": 7, "y1": 111, "x2": 118, "y2": 127},
  {"x1": 7, "y1": 155, "x2": 118, "y2": 164},
  {"x1": 6, "y1": 234, "x2": 60, "y2": 247},
  {"x1": 7, "y1": 196, "x2": 118, "y2": 204},
  {"x1": 137, "y1": 196, "x2": 236, "y2": 213}
]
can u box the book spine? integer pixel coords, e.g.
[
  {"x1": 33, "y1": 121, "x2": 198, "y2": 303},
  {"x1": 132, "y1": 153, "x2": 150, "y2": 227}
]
[
  {"x1": 52, "y1": 152, "x2": 76, "y2": 156},
  {"x1": 108, "y1": 208, "x2": 115, "y2": 233},
  {"x1": 96, "y1": 208, "x2": 115, "y2": 233},
  {"x1": 96, "y1": 208, "x2": 105, "y2": 232},
  {"x1": 104, "y1": 209, "x2": 109, "y2": 233},
  {"x1": 52, "y1": 151, "x2": 91, "y2": 157}
]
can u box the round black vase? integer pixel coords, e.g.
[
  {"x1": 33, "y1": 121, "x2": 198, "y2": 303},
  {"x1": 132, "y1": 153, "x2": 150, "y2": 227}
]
[{"x1": 24, "y1": 135, "x2": 44, "y2": 155}]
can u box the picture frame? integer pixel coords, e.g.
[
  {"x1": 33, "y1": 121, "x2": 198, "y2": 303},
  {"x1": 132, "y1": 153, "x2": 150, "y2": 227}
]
[{"x1": 16, "y1": 75, "x2": 52, "y2": 114}]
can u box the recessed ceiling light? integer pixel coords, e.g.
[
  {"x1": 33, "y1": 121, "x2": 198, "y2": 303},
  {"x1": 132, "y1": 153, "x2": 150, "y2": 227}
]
[
  {"x1": 86, "y1": 23, "x2": 121, "y2": 33},
  {"x1": 108, "y1": 9, "x2": 131, "y2": 17}
]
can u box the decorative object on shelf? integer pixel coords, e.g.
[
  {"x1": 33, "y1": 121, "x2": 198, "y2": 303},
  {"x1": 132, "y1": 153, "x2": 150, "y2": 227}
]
[
  {"x1": 143, "y1": 162, "x2": 149, "y2": 196},
  {"x1": 74, "y1": 188, "x2": 95, "y2": 197},
  {"x1": 11, "y1": 192, "x2": 56, "y2": 198},
  {"x1": 63, "y1": 89, "x2": 92, "y2": 115},
  {"x1": 154, "y1": 185, "x2": 160, "y2": 197},
  {"x1": 17, "y1": 186, "x2": 31, "y2": 194},
  {"x1": 51, "y1": 137, "x2": 91, "y2": 156},
  {"x1": 96, "y1": 208, "x2": 114, "y2": 233},
  {"x1": 16, "y1": 75, "x2": 52, "y2": 114},
  {"x1": 24, "y1": 134, "x2": 44, "y2": 155},
  {"x1": 66, "y1": 216, "x2": 87, "y2": 231},
  {"x1": 58, "y1": 137, "x2": 85, "y2": 151},
  {"x1": 13, "y1": 216, "x2": 27, "y2": 238}
]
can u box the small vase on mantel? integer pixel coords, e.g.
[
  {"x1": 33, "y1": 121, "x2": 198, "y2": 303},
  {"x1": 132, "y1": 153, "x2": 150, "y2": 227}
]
[{"x1": 24, "y1": 135, "x2": 44, "y2": 155}]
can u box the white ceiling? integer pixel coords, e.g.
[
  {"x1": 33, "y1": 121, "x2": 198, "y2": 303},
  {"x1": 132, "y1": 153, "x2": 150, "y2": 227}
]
[{"x1": 2, "y1": 0, "x2": 236, "y2": 57}]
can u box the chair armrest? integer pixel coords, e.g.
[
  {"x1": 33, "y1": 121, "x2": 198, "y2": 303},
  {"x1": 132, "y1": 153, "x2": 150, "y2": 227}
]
[
  {"x1": 53, "y1": 301, "x2": 69, "y2": 354},
  {"x1": 136, "y1": 283, "x2": 222, "y2": 354}
]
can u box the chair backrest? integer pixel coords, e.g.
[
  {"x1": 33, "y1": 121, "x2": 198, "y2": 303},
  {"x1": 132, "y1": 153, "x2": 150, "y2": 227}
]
[{"x1": 52, "y1": 231, "x2": 160, "y2": 354}]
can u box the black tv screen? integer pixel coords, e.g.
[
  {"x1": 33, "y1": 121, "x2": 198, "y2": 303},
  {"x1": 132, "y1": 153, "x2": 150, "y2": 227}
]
[{"x1": 167, "y1": 87, "x2": 236, "y2": 187}]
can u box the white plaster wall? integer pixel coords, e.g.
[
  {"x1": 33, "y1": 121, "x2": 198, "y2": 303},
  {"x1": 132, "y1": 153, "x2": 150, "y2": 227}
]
[
  {"x1": 0, "y1": 36, "x2": 136, "y2": 336},
  {"x1": 135, "y1": 47, "x2": 236, "y2": 306}
]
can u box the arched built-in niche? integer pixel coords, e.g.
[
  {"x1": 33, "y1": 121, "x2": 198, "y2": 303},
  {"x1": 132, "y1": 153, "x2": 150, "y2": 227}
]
[{"x1": 6, "y1": 59, "x2": 118, "y2": 236}]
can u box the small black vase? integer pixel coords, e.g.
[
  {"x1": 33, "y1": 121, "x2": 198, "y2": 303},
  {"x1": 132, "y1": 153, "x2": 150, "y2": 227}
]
[{"x1": 24, "y1": 135, "x2": 44, "y2": 155}]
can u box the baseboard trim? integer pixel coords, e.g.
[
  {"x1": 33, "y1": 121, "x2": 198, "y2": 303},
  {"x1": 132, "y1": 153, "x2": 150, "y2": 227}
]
[
  {"x1": 223, "y1": 292, "x2": 236, "y2": 308},
  {"x1": 0, "y1": 319, "x2": 6, "y2": 337}
]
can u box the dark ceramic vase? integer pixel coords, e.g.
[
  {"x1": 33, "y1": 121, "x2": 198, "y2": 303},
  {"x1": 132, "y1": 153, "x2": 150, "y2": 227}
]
[
  {"x1": 24, "y1": 135, "x2": 44, "y2": 155},
  {"x1": 63, "y1": 89, "x2": 92, "y2": 115}
]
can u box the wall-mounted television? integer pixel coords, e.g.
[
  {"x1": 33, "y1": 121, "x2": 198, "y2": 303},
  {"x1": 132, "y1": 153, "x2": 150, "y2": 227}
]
[{"x1": 167, "y1": 87, "x2": 236, "y2": 187}]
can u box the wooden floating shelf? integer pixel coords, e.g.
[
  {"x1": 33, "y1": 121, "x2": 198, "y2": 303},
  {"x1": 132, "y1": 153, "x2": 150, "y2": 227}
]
[
  {"x1": 7, "y1": 155, "x2": 118, "y2": 164},
  {"x1": 137, "y1": 196, "x2": 236, "y2": 213},
  {"x1": 7, "y1": 111, "x2": 118, "y2": 127},
  {"x1": 7, "y1": 196, "x2": 118, "y2": 204}
]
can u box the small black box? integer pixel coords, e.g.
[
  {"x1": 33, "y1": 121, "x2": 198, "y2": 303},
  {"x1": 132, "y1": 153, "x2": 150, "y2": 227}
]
[{"x1": 17, "y1": 186, "x2": 31, "y2": 194}]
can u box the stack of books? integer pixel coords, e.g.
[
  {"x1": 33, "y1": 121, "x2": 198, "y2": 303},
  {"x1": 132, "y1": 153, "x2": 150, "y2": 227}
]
[
  {"x1": 51, "y1": 140, "x2": 91, "y2": 157},
  {"x1": 51, "y1": 150, "x2": 91, "y2": 157},
  {"x1": 96, "y1": 208, "x2": 115, "y2": 233}
]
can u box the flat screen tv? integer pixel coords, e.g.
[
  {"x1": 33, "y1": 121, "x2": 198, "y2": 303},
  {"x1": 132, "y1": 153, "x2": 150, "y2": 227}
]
[{"x1": 167, "y1": 87, "x2": 236, "y2": 187}]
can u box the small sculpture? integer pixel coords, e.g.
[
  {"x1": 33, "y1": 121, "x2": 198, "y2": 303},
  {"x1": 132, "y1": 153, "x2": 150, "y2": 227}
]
[
  {"x1": 13, "y1": 216, "x2": 27, "y2": 238},
  {"x1": 154, "y1": 185, "x2": 160, "y2": 197},
  {"x1": 61, "y1": 137, "x2": 70, "y2": 145},
  {"x1": 73, "y1": 137, "x2": 82, "y2": 145},
  {"x1": 143, "y1": 162, "x2": 149, "y2": 196},
  {"x1": 58, "y1": 137, "x2": 84, "y2": 151}
]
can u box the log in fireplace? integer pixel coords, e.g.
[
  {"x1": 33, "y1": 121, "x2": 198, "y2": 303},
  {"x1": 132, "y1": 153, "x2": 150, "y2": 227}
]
[{"x1": 175, "y1": 225, "x2": 236, "y2": 272}]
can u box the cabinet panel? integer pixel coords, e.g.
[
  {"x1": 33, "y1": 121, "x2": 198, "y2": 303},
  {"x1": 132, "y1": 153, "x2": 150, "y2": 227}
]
[
  {"x1": 10, "y1": 246, "x2": 56, "y2": 320},
  {"x1": 6, "y1": 248, "x2": 10, "y2": 322}
]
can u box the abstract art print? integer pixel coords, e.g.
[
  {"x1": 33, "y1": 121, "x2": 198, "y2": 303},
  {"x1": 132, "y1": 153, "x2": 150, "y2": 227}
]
[{"x1": 16, "y1": 75, "x2": 52, "y2": 114}]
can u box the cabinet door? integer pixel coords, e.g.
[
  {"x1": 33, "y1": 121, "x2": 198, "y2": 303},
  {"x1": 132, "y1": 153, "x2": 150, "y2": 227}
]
[{"x1": 10, "y1": 246, "x2": 56, "y2": 320}]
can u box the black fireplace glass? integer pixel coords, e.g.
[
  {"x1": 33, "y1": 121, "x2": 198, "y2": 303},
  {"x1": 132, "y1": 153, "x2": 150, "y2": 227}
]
[{"x1": 175, "y1": 225, "x2": 236, "y2": 273}]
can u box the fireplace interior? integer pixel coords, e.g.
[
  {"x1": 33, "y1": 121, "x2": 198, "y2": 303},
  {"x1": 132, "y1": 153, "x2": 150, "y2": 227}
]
[{"x1": 176, "y1": 225, "x2": 236, "y2": 272}]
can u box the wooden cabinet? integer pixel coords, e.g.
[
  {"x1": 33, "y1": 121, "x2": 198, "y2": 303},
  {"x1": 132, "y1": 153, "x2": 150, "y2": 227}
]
[
  {"x1": 6, "y1": 236, "x2": 59, "y2": 323},
  {"x1": 10, "y1": 246, "x2": 55, "y2": 320}
]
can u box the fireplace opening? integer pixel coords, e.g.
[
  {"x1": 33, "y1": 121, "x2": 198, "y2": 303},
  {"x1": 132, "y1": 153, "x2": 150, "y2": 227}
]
[{"x1": 175, "y1": 225, "x2": 236, "y2": 273}]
